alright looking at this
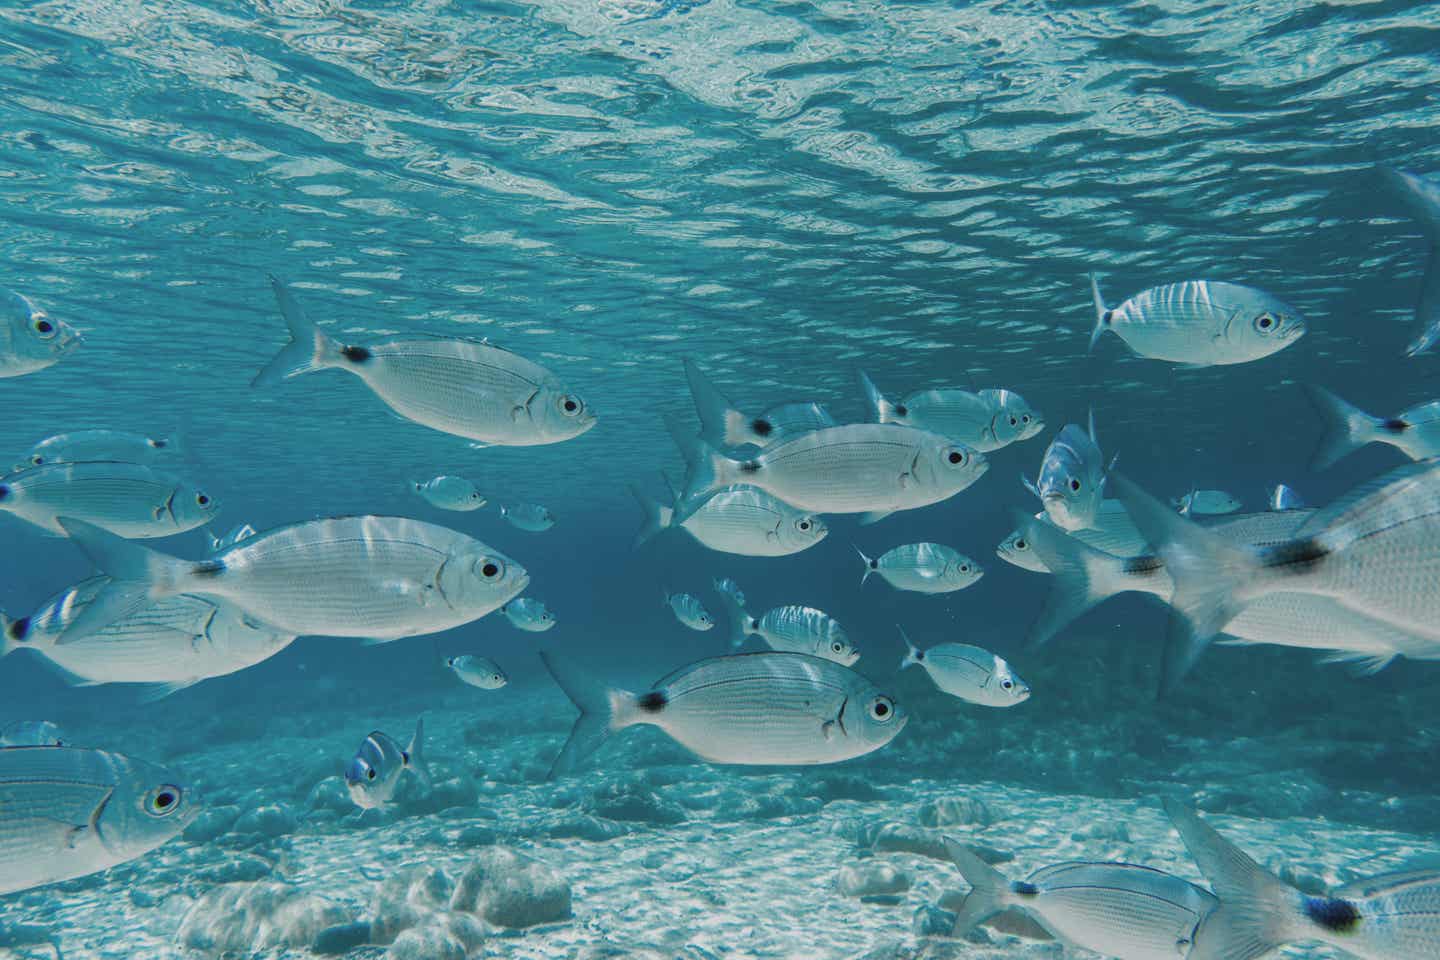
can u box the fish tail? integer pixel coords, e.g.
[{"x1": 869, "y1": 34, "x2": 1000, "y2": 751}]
[
  {"x1": 405, "y1": 715, "x2": 433, "y2": 791},
  {"x1": 627, "y1": 483, "x2": 671, "y2": 549},
  {"x1": 539, "y1": 651, "x2": 640, "y2": 779},
  {"x1": 54, "y1": 517, "x2": 193, "y2": 643},
  {"x1": 942, "y1": 837, "x2": 1013, "y2": 936},
  {"x1": 897, "y1": 624, "x2": 921, "y2": 671},
  {"x1": 659, "y1": 470, "x2": 683, "y2": 507},
  {"x1": 0, "y1": 610, "x2": 16, "y2": 658},
  {"x1": 855, "y1": 368, "x2": 896, "y2": 423},
  {"x1": 853, "y1": 543, "x2": 874, "y2": 586},
  {"x1": 715, "y1": 589, "x2": 751, "y2": 649},
  {"x1": 1109, "y1": 475, "x2": 1263, "y2": 696},
  {"x1": 669, "y1": 421, "x2": 737, "y2": 506},
  {"x1": 1302, "y1": 384, "x2": 1384, "y2": 470},
  {"x1": 1163, "y1": 800, "x2": 1303, "y2": 960},
  {"x1": 1382, "y1": 168, "x2": 1440, "y2": 357},
  {"x1": 1016, "y1": 512, "x2": 1134, "y2": 649},
  {"x1": 252, "y1": 276, "x2": 341, "y2": 387},
  {"x1": 683, "y1": 358, "x2": 751, "y2": 447},
  {"x1": 1020, "y1": 472, "x2": 1042, "y2": 502},
  {"x1": 1088, "y1": 273, "x2": 1111, "y2": 352}
]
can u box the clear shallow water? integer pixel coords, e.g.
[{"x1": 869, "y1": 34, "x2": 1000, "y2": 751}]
[{"x1": 1, "y1": 1, "x2": 1439, "y2": 957}]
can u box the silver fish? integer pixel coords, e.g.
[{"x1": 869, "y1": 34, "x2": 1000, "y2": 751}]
[
  {"x1": 0, "y1": 746, "x2": 194, "y2": 894},
  {"x1": 541, "y1": 651, "x2": 905, "y2": 776},
  {"x1": 411, "y1": 475, "x2": 487, "y2": 512},
  {"x1": 206, "y1": 522, "x2": 257, "y2": 553},
  {"x1": 1089, "y1": 275, "x2": 1305, "y2": 366},
  {"x1": 446, "y1": 655, "x2": 507, "y2": 689},
  {"x1": 898, "y1": 627, "x2": 1028, "y2": 707},
  {"x1": 1025, "y1": 413, "x2": 1111, "y2": 531},
  {"x1": 1383, "y1": 168, "x2": 1440, "y2": 357},
  {"x1": 501, "y1": 597, "x2": 556, "y2": 632},
  {"x1": 629, "y1": 475, "x2": 827, "y2": 557},
  {"x1": 1173, "y1": 489, "x2": 1242, "y2": 516},
  {"x1": 1268, "y1": 483, "x2": 1306, "y2": 511},
  {"x1": 684, "y1": 358, "x2": 836, "y2": 448},
  {"x1": 944, "y1": 838, "x2": 1216, "y2": 960},
  {"x1": 1305, "y1": 384, "x2": 1440, "y2": 469},
  {"x1": 664, "y1": 591, "x2": 714, "y2": 631},
  {"x1": 0, "y1": 720, "x2": 65, "y2": 747},
  {"x1": 858, "y1": 370, "x2": 1044, "y2": 452},
  {"x1": 0, "y1": 461, "x2": 219, "y2": 539},
  {"x1": 856, "y1": 542, "x2": 983, "y2": 594},
  {"x1": 1166, "y1": 800, "x2": 1440, "y2": 960},
  {"x1": 19, "y1": 429, "x2": 180, "y2": 471},
  {"x1": 56, "y1": 515, "x2": 527, "y2": 644},
  {"x1": 716, "y1": 589, "x2": 858, "y2": 665},
  {"x1": 1, "y1": 577, "x2": 296, "y2": 699},
  {"x1": 0, "y1": 290, "x2": 81, "y2": 379},
  {"x1": 345, "y1": 718, "x2": 430, "y2": 809},
  {"x1": 500, "y1": 502, "x2": 554, "y2": 532},
  {"x1": 255, "y1": 278, "x2": 596, "y2": 446},
  {"x1": 997, "y1": 501, "x2": 1148, "y2": 574}
]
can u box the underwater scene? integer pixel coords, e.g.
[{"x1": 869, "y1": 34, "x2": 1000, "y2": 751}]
[{"x1": 2, "y1": 0, "x2": 1440, "y2": 958}]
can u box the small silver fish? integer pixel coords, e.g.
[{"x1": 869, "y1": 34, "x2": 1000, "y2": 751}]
[
  {"x1": 411, "y1": 475, "x2": 487, "y2": 512},
  {"x1": 1089, "y1": 275, "x2": 1305, "y2": 366},
  {"x1": 1383, "y1": 168, "x2": 1440, "y2": 357},
  {"x1": 0, "y1": 290, "x2": 81, "y2": 379},
  {"x1": 629, "y1": 473, "x2": 827, "y2": 557},
  {"x1": 541, "y1": 651, "x2": 905, "y2": 775},
  {"x1": 0, "y1": 461, "x2": 219, "y2": 539},
  {"x1": 664, "y1": 591, "x2": 714, "y2": 631},
  {"x1": 858, "y1": 370, "x2": 1044, "y2": 452},
  {"x1": 500, "y1": 502, "x2": 554, "y2": 532},
  {"x1": 206, "y1": 523, "x2": 257, "y2": 553},
  {"x1": 1172, "y1": 489, "x2": 1242, "y2": 516},
  {"x1": 446, "y1": 655, "x2": 507, "y2": 689},
  {"x1": 501, "y1": 597, "x2": 556, "y2": 632},
  {"x1": 684, "y1": 358, "x2": 837, "y2": 448},
  {"x1": 0, "y1": 720, "x2": 65, "y2": 747},
  {"x1": 856, "y1": 542, "x2": 983, "y2": 594},
  {"x1": 1025, "y1": 413, "x2": 1112, "y2": 531},
  {"x1": 898, "y1": 627, "x2": 1028, "y2": 707},
  {"x1": 1305, "y1": 384, "x2": 1440, "y2": 469},
  {"x1": 0, "y1": 746, "x2": 194, "y2": 894},
  {"x1": 345, "y1": 718, "x2": 430, "y2": 809},
  {"x1": 19, "y1": 429, "x2": 180, "y2": 471},
  {"x1": 255, "y1": 278, "x2": 596, "y2": 446},
  {"x1": 944, "y1": 838, "x2": 1216, "y2": 959},
  {"x1": 716, "y1": 589, "x2": 858, "y2": 665}
]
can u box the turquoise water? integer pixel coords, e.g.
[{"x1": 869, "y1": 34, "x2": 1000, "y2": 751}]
[{"x1": 2, "y1": 1, "x2": 1439, "y2": 957}]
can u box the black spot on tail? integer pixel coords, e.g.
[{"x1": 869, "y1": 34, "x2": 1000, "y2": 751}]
[
  {"x1": 1122, "y1": 554, "x2": 1166, "y2": 577},
  {"x1": 193, "y1": 559, "x2": 226, "y2": 578},
  {"x1": 895, "y1": 404, "x2": 908, "y2": 417},
  {"x1": 1103, "y1": 310, "x2": 1114, "y2": 324},
  {"x1": 1261, "y1": 537, "x2": 1329, "y2": 573},
  {"x1": 869, "y1": 560, "x2": 879, "y2": 569},
  {"x1": 1304, "y1": 896, "x2": 1361, "y2": 933},
  {"x1": 638, "y1": 691, "x2": 667, "y2": 713},
  {"x1": 0, "y1": 485, "x2": 9, "y2": 501},
  {"x1": 740, "y1": 460, "x2": 761, "y2": 474},
  {"x1": 152, "y1": 439, "x2": 168, "y2": 449},
  {"x1": 1011, "y1": 881, "x2": 1039, "y2": 897},
  {"x1": 1383, "y1": 418, "x2": 1409, "y2": 434},
  {"x1": 8, "y1": 617, "x2": 30, "y2": 641},
  {"x1": 341, "y1": 345, "x2": 371, "y2": 363},
  {"x1": 751, "y1": 419, "x2": 773, "y2": 438}
]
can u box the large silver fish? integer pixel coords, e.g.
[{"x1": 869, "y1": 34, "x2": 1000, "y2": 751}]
[
  {"x1": 684, "y1": 358, "x2": 836, "y2": 448},
  {"x1": 0, "y1": 461, "x2": 219, "y2": 539},
  {"x1": 0, "y1": 746, "x2": 195, "y2": 894},
  {"x1": 1166, "y1": 800, "x2": 1440, "y2": 960},
  {"x1": 56, "y1": 515, "x2": 526, "y2": 644},
  {"x1": 18, "y1": 429, "x2": 180, "y2": 471},
  {"x1": 1383, "y1": 168, "x2": 1440, "y2": 357},
  {"x1": 541, "y1": 651, "x2": 905, "y2": 776},
  {"x1": 345, "y1": 718, "x2": 430, "y2": 809},
  {"x1": 1, "y1": 577, "x2": 296, "y2": 699},
  {"x1": 1089, "y1": 276, "x2": 1305, "y2": 366},
  {"x1": 898, "y1": 627, "x2": 1028, "y2": 707},
  {"x1": 1305, "y1": 384, "x2": 1440, "y2": 469},
  {"x1": 858, "y1": 370, "x2": 1044, "y2": 452},
  {"x1": 254, "y1": 277, "x2": 596, "y2": 446},
  {"x1": 944, "y1": 838, "x2": 1216, "y2": 960},
  {"x1": 0, "y1": 290, "x2": 81, "y2": 379},
  {"x1": 716, "y1": 589, "x2": 858, "y2": 665},
  {"x1": 1025, "y1": 413, "x2": 1111, "y2": 531},
  {"x1": 998, "y1": 500, "x2": 1148, "y2": 573},
  {"x1": 629, "y1": 475, "x2": 827, "y2": 557},
  {"x1": 855, "y1": 542, "x2": 983, "y2": 594}
]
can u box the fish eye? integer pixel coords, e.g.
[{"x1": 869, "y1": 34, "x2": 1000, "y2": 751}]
[
  {"x1": 1070, "y1": 478, "x2": 1081, "y2": 492},
  {"x1": 559, "y1": 395, "x2": 583, "y2": 417},
  {"x1": 1014, "y1": 538, "x2": 1027, "y2": 550},
  {"x1": 478, "y1": 558, "x2": 504, "y2": 580},
  {"x1": 868, "y1": 696, "x2": 895, "y2": 722},
  {"x1": 196, "y1": 493, "x2": 210, "y2": 506},
  {"x1": 831, "y1": 641, "x2": 843, "y2": 653},
  {"x1": 947, "y1": 450, "x2": 964, "y2": 465},
  {"x1": 960, "y1": 564, "x2": 970, "y2": 572},
  {"x1": 32, "y1": 317, "x2": 55, "y2": 338},
  {"x1": 1022, "y1": 415, "x2": 1030, "y2": 423},
  {"x1": 1254, "y1": 312, "x2": 1277, "y2": 332},
  {"x1": 798, "y1": 519, "x2": 811, "y2": 531},
  {"x1": 30, "y1": 455, "x2": 43, "y2": 466},
  {"x1": 366, "y1": 768, "x2": 376, "y2": 780},
  {"x1": 1001, "y1": 678, "x2": 1014, "y2": 691},
  {"x1": 144, "y1": 785, "x2": 183, "y2": 817}
]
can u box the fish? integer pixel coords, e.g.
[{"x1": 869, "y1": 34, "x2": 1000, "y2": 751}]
[
  {"x1": 1382, "y1": 168, "x2": 1440, "y2": 357},
  {"x1": 0, "y1": 289, "x2": 81, "y2": 379},
  {"x1": 541, "y1": 650, "x2": 906, "y2": 776},
  {"x1": 1304, "y1": 384, "x2": 1440, "y2": 469},
  {"x1": 675, "y1": 418, "x2": 986, "y2": 524},
  {"x1": 345, "y1": 718, "x2": 430, "y2": 809},
  {"x1": 664, "y1": 591, "x2": 715, "y2": 631},
  {"x1": 254, "y1": 277, "x2": 596, "y2": 446},
  {"x1": 0, "y1": 461, "x2": 220, "y2": 539},
  {"x1": 712, "y1": 577, "x2": 745, "y2": 607},
  {"x1": 55, "y1": 515, "x2": 527, "y2": 645},
  {"x1": 1024, "y1": 413, "x2": 1112, "y2": 531},
  {"x1": 1089, "y1": 275, "x2": 1305, "y2": 366},
  {"x1": 628, "y1": 473, "x2": 827, "y2": 557},
  {"x1": 0, "y1": 746, "x2": 195, "y2": 894},
  {"x1": 0, "y1": 720, "x2": 65, "y2": 747},
  {"x1": 1, "y1": 577, "x2": 296, "y2": 699},
  {"x1": 855, "y1": 542, "x2": 983, "y2": 594},
  {"x1": 500, "y1": 502, "x2": 554, "y2": 532},
  {"x1": 996, "y1": 501, "x2": 1149, "y2": 574},
  {"x1": 715, "y1": 589, "x2": 858, "y2": 665},
  {"x1": 898, "y1": 627, "x2": 1029, "y2": 707},
  {"x1": 206, "y1": 523, "x2": 257, "y2": 553},
  {"x1": 683, "y1": 358, "x2": 836, "y2": 448},
  {"x1": 1268, "y1": 483, "x2": 1306, "y2": 511},
  {"x1": 446, "y1": 655, "x2": 507, "y2": 689},
  {"x1": 18, "y1": 429, "x2": 180, "y2": 471},
  {"x1": 1172, "y1": 489, "x2": 1242, "y2": 516},
  {"x1": 411, "y1": 475, "x2": 487, "y2": 512},
  {"x1": 943, "y1": 838, "x2": 1217, "y2": 960},
  {"x1": 857, "y1": 370, "x2": 1044, "y2": 452},
  {"x1": 1165, "y1": 799, "x2": 1440, "y2": 960},
  {"x1": 501, "y1": 597, "x2": 556, "y2": 632}
]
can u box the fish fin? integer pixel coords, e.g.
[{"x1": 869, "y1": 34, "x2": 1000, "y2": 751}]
[
  {"x1": 854, "y1": 544, "x2": 873, "y2": 586},
  {"x1": 627, "y1": 484, "x2": 671, "y2": 549},
  {"x1": 856, "y1": 369, "x2": 897, "y2": 423},
  {"x1": 136, "y1": 681, "x2": 197, "y2": 703},
  {"x1": 1268, "y1": 483, "x2": 1306, "y2": 511},
  {"x1": 715, "y1": 589, "x2": 751, "y2": 650},
  {"x1": 1382, "y1": 169, "x2": 1440, "y2": 357},
  {"x1": 897, "y1": 624, "x2": 921, "y2": 670},
  {"x1": 1107, "y1": 475, "x2": 1260, "y2": 696},
  {"x1": 1319, "y1": 650, "x2": 1397, "y2": 677},
  {"x1": 682, "y1": 358, "x2": 751, "y2": 447},
  {"x1": 253, "y1": 276, "x2": 342, "y2": 387},
  {"x1": 1016, "y1": 511, "x2": 1135, "y2": 648},
  {"x1": 659, "y1": 471, "x2": 683, "y2": 508},
  {"x1": 942, "y1": 837, "x2": 1013, "y2": 936},
  {"x1": 1021, "y1": 473, "x2": 1042, "y2": 502},
  {"x1": 405, "y1": 716, "x2": 432, "y2": 790},
  {"x1": 55, "y1": 518, "x2": 193, "y2": 643},
  {"x1": 1301, "y1": 384, "x2": 1383, "y2": 470},
  {"x1": 539, "y1": 652, "x2": 640, "y2": 779},
  {"x1": 667, "y1": 416, "x2": 738, "y2": 509},
  {"x1": 1177, "y1": 486, "x2": 1196, "y2": 518},
  {"x1": 858, "y1": 510, "x2": 893, "y2": 526},
  {"x1": 1087, "y1": 273, "x2": 1111, "y2": 353},
  {"x1": 1162, "y1": 800, "x2": 1301, "y2": 960}
]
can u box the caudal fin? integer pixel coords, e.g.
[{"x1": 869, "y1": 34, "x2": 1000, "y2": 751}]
[
  {"x1": 854, "y1": 544, "x2": 875, "y2": 586},
  {"x1": 627, "y1": 484, "x2": 672, "y2": 549},
  {"x1": 539, "y1": 652, "x2": 639, "y2": 778},
  {"x1": 56, "y1": 518, "x2": 194, "y2": 643},
  {"x1": 683, "y1": 358, "x2": 751, "y2": 447},
  {"x1": 1163, "y1": 800, "x2": 1300, "y2": 960},
  {"x1": 666, "y1": 416, "x2": 737, "y2": 509},
  {"x1": 405, "y1": 715, "x2": 433, "y2": 791},
  {"x1": 1382, "y1": 168, "x2": 1440, "y2": 358},
  {"x1": 897, "y1": 625, "x2": 921, "y2": 671},
  {"x1": 1017, "y1": 512, "x2": 1152, "y2": 648},
  {"x1": 252, "y1": 276, "x2": 339, "y2": 387},
  {"x1": 942, "y1": 837, "x2": 1013, "y2": 936},
  {"x1": 715, "y1": 589, "x2": 752, "y2": 650},
  {"x1": 1302, "y1": 384, "x2": 1383, "y2": 470},
  {"x1": 856, "y1": 369, "x2": 897, "y2": 423},
  {"x1": 1088, "y1": 273, "x2": 1111, "y2": 353}
]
